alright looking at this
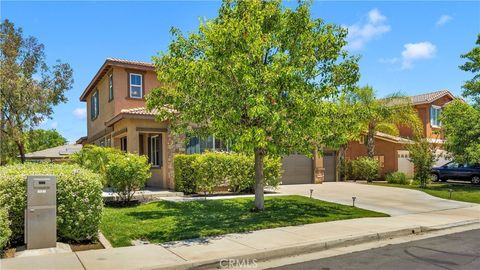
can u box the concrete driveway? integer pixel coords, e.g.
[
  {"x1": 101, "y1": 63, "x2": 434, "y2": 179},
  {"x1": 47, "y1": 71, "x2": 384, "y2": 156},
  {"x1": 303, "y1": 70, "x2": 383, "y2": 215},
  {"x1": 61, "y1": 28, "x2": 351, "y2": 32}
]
[{"x1": 278, "y1": 182, "x2": 475, "y2": 216}]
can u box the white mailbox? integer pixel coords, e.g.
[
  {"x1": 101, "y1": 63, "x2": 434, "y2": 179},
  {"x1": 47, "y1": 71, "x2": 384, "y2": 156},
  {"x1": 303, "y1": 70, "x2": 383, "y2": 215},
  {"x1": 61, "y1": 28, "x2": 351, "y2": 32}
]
[{"x1": 25, "y1": 175, "x2": 57, "y2": 249}]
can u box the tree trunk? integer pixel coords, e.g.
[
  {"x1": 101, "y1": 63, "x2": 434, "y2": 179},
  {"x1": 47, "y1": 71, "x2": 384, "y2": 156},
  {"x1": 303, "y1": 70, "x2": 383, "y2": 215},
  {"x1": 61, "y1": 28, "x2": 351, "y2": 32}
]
[
  {"x1": 367, "y1": 124, "x2": 375, "y2": 158},
  {"x1": 16, "y1": 141, "x2": 26, "y2": 164},
  {"x1": 254, "y1": 148, "x2": 265, "y2": 211}
]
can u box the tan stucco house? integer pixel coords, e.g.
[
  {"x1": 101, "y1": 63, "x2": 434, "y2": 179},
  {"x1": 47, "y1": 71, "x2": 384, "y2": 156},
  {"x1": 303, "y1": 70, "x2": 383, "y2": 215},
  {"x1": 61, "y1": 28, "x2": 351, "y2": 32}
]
[{"x1": 79, "y1": 58, "x2": 338, "y2": 189}]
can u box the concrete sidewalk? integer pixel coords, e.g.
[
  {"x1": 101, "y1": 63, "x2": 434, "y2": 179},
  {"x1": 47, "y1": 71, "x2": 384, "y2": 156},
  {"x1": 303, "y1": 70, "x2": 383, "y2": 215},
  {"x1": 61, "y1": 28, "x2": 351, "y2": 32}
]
[{"x1": 2, "y1": 205, "x2": 479, "y2": 270}]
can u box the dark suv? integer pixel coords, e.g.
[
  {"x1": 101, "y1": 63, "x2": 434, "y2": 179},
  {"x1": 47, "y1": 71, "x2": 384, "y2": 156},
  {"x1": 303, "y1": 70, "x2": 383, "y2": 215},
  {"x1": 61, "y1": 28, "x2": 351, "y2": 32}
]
[{"x1": 431, "y1": 162, "x2": 480, "y2": 184}]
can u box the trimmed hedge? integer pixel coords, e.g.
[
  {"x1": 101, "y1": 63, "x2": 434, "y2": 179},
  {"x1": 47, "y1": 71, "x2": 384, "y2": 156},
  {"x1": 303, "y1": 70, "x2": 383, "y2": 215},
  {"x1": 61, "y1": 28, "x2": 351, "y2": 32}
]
[
  {"x1": 174, "y1": 155, "x2": 198, "y2": 194},
  {"x1": 0, "y1": 163, "x2": 103, "y2": 244},
  {"x1": 385, "y1": 171, "x2": 408, "y2": 185},
  {"x1": 0, "y1": 208, "x2": 11, "y2": 250},
  {"x1": 351, "y1": 157, "x2": 380, "y2": 182},
  {"x1": 174, "y1": 152, "x2": 282, "y2": 194}
]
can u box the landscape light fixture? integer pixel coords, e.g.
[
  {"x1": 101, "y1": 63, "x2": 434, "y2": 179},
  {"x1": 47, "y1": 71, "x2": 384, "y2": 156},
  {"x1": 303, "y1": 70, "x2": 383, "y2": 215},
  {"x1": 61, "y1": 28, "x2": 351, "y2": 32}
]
[
  {"x1": 448, "y1": 189, "x2": 453, "y2": 199},
  {"x1": 352, "y1": 196, "x2": 357, "y2": 207},
  {"x1": 310, "y1": 189, "x2": 314, "y2": 198}
]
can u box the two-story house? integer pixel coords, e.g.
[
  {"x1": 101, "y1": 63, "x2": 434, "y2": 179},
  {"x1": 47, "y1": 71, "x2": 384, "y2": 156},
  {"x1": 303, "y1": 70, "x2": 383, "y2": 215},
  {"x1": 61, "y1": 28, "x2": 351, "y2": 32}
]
[
  {"x1": 345, "y1": 90, "x2": 455, "y2": 177},
  {"x1": 79, "y1": 58, "x2": 339, "y2": 188}
]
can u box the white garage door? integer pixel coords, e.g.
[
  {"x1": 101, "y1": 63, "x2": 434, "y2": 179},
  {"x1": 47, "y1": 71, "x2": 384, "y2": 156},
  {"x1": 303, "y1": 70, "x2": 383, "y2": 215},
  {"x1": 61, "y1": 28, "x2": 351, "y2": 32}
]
[
  {"x1": 281, "y1": 154, "x2": 313, "y2": 185},
  {"x1": 397, "y1": 150, "x2": 414, "y2": 178}
]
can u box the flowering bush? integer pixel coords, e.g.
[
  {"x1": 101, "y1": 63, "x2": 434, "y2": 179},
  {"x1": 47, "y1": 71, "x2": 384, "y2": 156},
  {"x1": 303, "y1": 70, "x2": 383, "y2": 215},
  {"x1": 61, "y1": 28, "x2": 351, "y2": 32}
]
[
  {"x1": 174, "y1": 152, "x2": 282, "y2": 194},
  {"x1": 105, "y1": 153, "x2": 151, "y2": 203},
  {"x1": 0, "y1": 163, "x2": 103, "y2": 244},
  {"x1": 0, "y1": 208, "x2": 11, "y2": 250}
]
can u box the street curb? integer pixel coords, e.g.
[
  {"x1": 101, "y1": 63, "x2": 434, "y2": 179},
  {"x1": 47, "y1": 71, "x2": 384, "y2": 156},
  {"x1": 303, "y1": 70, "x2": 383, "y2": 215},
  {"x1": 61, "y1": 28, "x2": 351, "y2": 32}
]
[{"x1": 146, "y1": 220, "x2": 480, "y2": 270}]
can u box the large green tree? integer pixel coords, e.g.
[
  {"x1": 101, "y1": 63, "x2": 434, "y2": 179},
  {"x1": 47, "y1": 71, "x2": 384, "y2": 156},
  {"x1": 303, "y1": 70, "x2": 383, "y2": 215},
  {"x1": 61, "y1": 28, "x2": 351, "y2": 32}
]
[
  {"x1": 25, "y1": 129, "x2": 67, "y2": 153},
  {"x1": 147, "y1": 0, "x2": 359, "y2": 210},
  {"x1": 0, "y1": 19, "x2": 73, "y2": 163},
  {"x1": 459, "y1": 34, "x2": 480, "y2": 106},
  {"x1": 347, "y1": 86, "x2": 421, "y2": 158},
  {"x1": 441, "y1": 35, "x2": 480, "y2": 164},
  {"x1": 441, "y1": 100, "x2": 480, "y2": 163}
]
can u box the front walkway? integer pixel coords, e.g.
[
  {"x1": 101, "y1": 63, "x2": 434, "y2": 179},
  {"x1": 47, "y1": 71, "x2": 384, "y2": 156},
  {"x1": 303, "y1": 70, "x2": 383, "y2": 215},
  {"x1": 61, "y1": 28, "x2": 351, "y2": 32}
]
[{"x1": 278, "y1": 182, "x2": 474, "y2": 216}]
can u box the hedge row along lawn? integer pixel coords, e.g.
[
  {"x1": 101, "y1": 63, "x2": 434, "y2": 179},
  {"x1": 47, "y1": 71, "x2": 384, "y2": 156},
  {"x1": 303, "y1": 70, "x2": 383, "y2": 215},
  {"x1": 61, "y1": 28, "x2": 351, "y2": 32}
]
[
  {"x1": 376, "y1": 182, "x2": 480, "y2": 204},
  {"x1": 101, "y1": 195, "x2": 388, "y2": 247}
]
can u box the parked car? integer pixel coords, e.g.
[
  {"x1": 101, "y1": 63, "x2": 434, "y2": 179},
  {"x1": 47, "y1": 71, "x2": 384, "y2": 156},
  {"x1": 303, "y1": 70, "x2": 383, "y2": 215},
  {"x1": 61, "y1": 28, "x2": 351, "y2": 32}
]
[{"x1": 431, "y1": 162, "x2": 480, "y2": 184}]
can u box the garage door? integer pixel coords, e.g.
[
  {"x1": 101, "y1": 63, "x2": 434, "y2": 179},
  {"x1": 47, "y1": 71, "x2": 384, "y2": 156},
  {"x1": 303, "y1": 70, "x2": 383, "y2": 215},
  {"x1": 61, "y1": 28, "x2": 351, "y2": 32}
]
[
  {"x1": 281, "y1": 154, "x2": 313, "y2": 185},
  {"x1": 397, "y1": 150, "x2": 414, "y2": 178},
  {"x1": 323, "y1": 152, "x2": 336, "y2": 182}
]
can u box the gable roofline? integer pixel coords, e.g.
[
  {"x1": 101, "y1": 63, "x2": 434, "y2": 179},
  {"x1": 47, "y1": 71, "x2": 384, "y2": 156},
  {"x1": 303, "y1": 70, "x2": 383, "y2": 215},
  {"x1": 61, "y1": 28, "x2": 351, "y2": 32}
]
[
  {"x1": 410, "y1": 89, "x2": 455, "y2": 106},
  {"x1": 79, "y1": 58, "x2": 155, "y2": 102}
]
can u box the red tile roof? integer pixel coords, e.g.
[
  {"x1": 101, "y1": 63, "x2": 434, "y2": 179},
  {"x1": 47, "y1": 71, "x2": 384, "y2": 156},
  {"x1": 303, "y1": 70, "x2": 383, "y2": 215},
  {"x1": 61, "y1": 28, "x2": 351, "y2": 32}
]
[{"x1": 410, "y1": 90, "x2": 454, "y2": 105}]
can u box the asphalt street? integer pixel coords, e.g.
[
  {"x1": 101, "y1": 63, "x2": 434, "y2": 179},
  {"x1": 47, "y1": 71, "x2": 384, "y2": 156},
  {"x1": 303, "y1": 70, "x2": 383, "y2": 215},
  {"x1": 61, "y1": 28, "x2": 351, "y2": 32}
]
[{"x1": 270, "y1": 229, "x2": 480, "y2": 270}]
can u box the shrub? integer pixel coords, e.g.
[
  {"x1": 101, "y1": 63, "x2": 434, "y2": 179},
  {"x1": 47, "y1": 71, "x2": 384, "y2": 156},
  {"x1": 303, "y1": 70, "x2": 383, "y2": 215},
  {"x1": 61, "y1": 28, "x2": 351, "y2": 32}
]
[
  {"x1": 174, "y1": 152, "x2": 282, "y2": 194},
  {"x1": 385, "y1": 171, "x2": 408, "y2": 185},
  {"x1": 174, "y1": 154, "x2": 199, "y2": 194},
  {"x1": 339, "y1": 159, "x2": 352, "y2": 181},
  {"x1": 0, "y1": 208, "x2": 11, "y2": 250},
  {"x1": 105, "y1": 153, "x2": 151, "y2": 203},
  {"x1": 0, "y1": 163, "x2": 103, "y2": 244},
  {"x1": 351, "y1": 157, "x2": 379, "y2": 182},
  {"x1": 407, "y1": 139, "x2": 437, "y2": 188},
  {"x1": 71, "y1": 145, "x2": 121, "y2": 185}
]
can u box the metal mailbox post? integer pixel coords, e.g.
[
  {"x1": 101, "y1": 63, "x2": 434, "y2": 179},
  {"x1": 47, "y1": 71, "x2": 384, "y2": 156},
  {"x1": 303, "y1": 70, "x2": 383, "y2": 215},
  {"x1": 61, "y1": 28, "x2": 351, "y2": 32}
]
[{"x1": 25, "y1": 175, "x2": 57, "y2": 249}]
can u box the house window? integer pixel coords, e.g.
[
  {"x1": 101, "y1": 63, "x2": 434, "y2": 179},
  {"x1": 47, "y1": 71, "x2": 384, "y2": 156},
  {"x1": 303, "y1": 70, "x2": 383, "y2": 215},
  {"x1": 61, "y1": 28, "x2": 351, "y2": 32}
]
[
  {"x1": 108, "y1": 74, "x2": 114, "y2": 101},
  {"x1": 374, "y1": 155, "x2": 385, "y2": 168},
  {"x1": 186, "y1": 135, "x2": 229, "y2": 154},
  {"x1": 90, "y1": 90, "x2": 99, "y2": 120},
  {"x1": 148, "y1": 135, "x2": 162, "y2": 167},
  {"x1": 120, "y1": 137, "x2": 127, "y2": 152},
  {"x1": 430, "y1": 105, "x2": 442, "y2": 127},
  {"x1": 129, "y1": 73, "x2": 143, "y2": 99}
]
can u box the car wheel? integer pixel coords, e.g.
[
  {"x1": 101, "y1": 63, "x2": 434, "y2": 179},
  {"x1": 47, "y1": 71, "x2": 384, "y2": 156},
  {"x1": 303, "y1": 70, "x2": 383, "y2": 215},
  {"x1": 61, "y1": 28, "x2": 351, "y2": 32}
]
[
  {"x1": 472, "y1": 176, "x2": 480, "y2": 185},
  {"x1": 431, "y1": 173, "x2": 439, "y2": 182}
]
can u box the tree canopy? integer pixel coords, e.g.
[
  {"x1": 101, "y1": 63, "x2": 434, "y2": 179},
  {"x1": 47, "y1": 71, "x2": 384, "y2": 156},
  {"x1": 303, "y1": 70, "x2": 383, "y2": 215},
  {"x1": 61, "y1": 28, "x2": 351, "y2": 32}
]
[
  {"x1": 147, "y1": 0, "x2": 359, "y2": 210},
  {"x1": 459, "y1": 34, "x2": 480, "y2": 106},
  {"x1": 25, "y1": 129, "x2": 67, "y2": 153},
  {"x1": 0, "y1": 19, "x2": 73, "y2": 162}
]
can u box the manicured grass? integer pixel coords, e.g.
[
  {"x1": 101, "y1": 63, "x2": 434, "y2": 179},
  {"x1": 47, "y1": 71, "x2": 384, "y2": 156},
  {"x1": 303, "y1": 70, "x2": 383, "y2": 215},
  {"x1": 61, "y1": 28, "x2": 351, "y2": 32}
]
[
  {"x1": 376, "y1": 182, "x2": 480, "y2": 204},
  {"x1": 100, "y1": 195, "x2": 388, "y2": 247}
]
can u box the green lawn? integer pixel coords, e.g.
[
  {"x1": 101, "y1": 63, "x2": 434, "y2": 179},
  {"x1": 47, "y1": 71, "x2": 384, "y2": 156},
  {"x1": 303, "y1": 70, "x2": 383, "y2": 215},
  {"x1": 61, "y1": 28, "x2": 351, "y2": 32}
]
[
  {"x1": 100, "y1": 195, "x2": 388, "y2": 247},
  {"x1": 376, "y1": 182, "x2": 480, "y2": 204}
]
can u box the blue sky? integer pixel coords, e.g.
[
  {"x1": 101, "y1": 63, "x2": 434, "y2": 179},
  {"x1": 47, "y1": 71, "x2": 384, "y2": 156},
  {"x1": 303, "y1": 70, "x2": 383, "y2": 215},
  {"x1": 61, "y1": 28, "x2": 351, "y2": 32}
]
[{"x1": 2, "y1": 1, "x2": 479, "y2": 142}]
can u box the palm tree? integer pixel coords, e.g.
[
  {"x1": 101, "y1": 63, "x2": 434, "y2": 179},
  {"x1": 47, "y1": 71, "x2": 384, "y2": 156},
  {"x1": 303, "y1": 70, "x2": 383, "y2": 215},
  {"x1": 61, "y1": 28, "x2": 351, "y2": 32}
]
[{"x1": 348, "y1": 86, "x2": 421, "y2": 158}]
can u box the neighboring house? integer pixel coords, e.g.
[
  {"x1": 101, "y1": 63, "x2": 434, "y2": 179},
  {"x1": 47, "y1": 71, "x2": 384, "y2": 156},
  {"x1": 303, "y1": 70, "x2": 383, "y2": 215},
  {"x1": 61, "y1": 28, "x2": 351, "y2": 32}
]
[
  {"x1": 23, "y1": 144, "x2": 83, "y2": 163},
  {"x1": 79, "y1": 58, "x2": 334, "y2": 188},
  {"x1": 346, "y1": 90, "x2": 455, "y2": 178}
]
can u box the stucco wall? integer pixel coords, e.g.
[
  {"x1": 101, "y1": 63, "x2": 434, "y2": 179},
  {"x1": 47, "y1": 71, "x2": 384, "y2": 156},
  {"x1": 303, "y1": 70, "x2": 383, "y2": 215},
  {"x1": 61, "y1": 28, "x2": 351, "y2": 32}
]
[{"x1": 346, "y1": 139, "x2": 405, "y2": 176}]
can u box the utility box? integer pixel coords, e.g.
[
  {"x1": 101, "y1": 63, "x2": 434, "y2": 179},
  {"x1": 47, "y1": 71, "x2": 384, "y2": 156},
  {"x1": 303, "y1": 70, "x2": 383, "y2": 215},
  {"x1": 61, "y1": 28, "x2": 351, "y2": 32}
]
[{"x1": 25, "y1": 175, "x2": 57, "y2": 249}]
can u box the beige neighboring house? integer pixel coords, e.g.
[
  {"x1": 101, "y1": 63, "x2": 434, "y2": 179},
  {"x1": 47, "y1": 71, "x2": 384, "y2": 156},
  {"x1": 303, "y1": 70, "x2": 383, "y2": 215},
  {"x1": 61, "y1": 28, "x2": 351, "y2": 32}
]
[
  {"x1": 23, "y1": 144, "x2": 83, "y2": 163},
  {"x1": 79, "y1": 58, "x2": 337, "y2": 189}
]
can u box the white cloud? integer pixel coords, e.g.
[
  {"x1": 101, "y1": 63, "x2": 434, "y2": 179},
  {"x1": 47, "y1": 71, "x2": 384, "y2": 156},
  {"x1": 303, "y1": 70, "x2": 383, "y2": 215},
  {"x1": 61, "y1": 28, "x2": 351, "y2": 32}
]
[
  {"x1": 436, "y1": 15, "x2": 452, "y2": 26},
  {"x1": 73, "y1": 107, "x2": 87, "y2": 119},
  {"x1": 401, "y1": 42, "x2": 437, "y2": 69},
  {"x1": 378, "y1": 57, "x2": 399, "y2": 64},
  {"x1": 345, "y1": 8, "x2": 391, "y2": 51},
  {"x1": 50, "y1": 121, "x2": 58, "y2": 129}
]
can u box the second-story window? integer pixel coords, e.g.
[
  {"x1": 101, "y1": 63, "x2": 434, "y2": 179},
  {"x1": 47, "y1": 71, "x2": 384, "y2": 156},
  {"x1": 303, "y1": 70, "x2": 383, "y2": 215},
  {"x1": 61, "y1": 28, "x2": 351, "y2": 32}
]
[
  {"x1": 430, "y1": 105, "x2": 442, "y2": 127},
  {"x1": 108, "y1": 74, "x2": 114, "y2": 101},
  {"x1": 91, "y1": 90, "x2": 99, "y2": 120},
  {"x1": 129, "y1": 73, "x2": 143, "y2": 99}
]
